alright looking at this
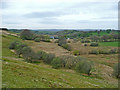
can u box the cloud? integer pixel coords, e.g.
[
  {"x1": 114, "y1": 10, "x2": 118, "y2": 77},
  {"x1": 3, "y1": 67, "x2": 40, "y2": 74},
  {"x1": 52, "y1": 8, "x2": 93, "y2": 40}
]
[{"x1": 1, "y1": 0, "x2": 118, "y2": 29}]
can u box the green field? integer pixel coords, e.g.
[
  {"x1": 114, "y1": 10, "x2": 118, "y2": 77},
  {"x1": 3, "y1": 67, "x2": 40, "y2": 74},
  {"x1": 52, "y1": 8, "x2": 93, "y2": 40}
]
[{"x1": 99, "y1": 42, "x2": 119, "y2": 47}]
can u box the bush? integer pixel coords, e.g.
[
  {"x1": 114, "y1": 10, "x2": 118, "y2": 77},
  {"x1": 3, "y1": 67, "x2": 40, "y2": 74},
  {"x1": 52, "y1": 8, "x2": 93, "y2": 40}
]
[
  {"x1": 54, "y1": 40, "x2": 59, "y2": 43},
  {"x1": 113, "y1": 63, "x2": 120, "y2": 78},
  {"x1": 9, "y1": 41, "x2": 21, "y2": 49},
  {"x1": 37, "y1": 51, "x2": 47, "y2": 60},
  {"x1": 22, "y1": 47, "x2": 36, "y2": 62},
  {"x1": 81, "y1": 40, "x2": 90, "y2": 43},
  {"x1": 42, "y1": 53, "x2": 55, "y2": 64},
  {"x1": 67, "y1": 41, "x2": 71, "y2": 43},
  {"x1": 84, "y1": 44, "x2": 87, "y2": 46},
  {"x1": 109, "y1": 48, "x2": 118, "y2": 54},
  {"x1": 90, "y1": 43, "x2": 99, "y2": 47},
  {"x1": 15, "y1": 43, "x2": 27, "y2": 57},
  {"x1": 89, "y1": 50, "x2": 99, "y2": 55},
  {"x1": 34, "y1": 38, "x2": 40, "y2": 42},
  {"x1": 59, "y1": 55, "x2": 75, "y2": 69},
  {"x1": 75, "y1": 60, "x2": 93, "y2": 75},
  {"x1": 73, "y1": 50, "x2": 80, "y2": 56},
  {"x1": 61, "y1": 44, "x2": 71, "y2": 51},
  {"x1": 58, "y1": 55, "x2": 86, "y2": 69},
  {"x1": 99, "y1": 50, "x2": 110, "y2": 54},
  {"x1": 42, "y1": 40, "x2": 50, "y2": 42},
  {"x1": 51, "y1": 57, "x2": 65, "y2": 69}
]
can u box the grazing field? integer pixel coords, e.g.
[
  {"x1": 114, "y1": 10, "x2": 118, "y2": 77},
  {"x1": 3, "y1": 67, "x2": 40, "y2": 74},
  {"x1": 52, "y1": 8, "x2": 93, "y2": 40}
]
[{"x1": 99, "y1": 42, "x2": 119, "y2": 47}]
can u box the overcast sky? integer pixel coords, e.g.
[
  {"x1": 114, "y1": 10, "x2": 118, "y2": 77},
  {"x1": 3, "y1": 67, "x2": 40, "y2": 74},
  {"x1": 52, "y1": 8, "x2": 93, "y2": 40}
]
[{"x1": 0, "y1": 0, "x2": 119, "y2": 29}]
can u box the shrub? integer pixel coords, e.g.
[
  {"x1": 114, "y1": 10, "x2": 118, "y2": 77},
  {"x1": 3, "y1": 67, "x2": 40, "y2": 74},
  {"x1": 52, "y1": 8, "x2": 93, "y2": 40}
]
[
  {"x1": 43, "y1": 40, "x2": 50, "y2": 42},
  {"x1": 54, "y1": 40, "x2": 59, "y2": 43},
  {"x1": 90, "y1": 43, "x2": 99, "y2": 47},
  {"x1": 99, "y1": 50, "x2": 110, "y2": 54},
  {"x1": 51, "y1": 57, "x2": 65, "y2": 69},
  {"x1": 84, "y1": 44, "x2": 87, "y2": 46},
  {"x1": 9, "y1": 41, "x2": 21, "y2": 49},
  {"x1": 22, "y1": 47, "x2": 36, "y2": 62},
  {"x1": 34, "y1": 38, "x2": 40, "y2": 42},
  {"x1": 67, "y1": 41, "x2": 71, "y2": 43},
  {"x1": 73, "y1": 50, "x2": 80, "y2": 56},
  {"x1": 37, "y1": 51, "x2": 47, "y2": 60},
  {"x1": 42, "y1": 53, "x2": 55, "y2": 64},
  {"x1": 59, "y1": 55, "x2": 75, "y2": 69},
  {"x1": 109, "y1": 48, "x2": 118, "y2": 54},
  {"x1": 89, "y1": 50, "x2": 99, "y2": 55},
  {"x1": 58, "y1": 37, "x2": 67, "y2": 46},
  {"x1": 75, "y1": 60, "x2": 93, "y2": 75},
  {"x1": 58, "y1": 55, "x2": 85, "y2": 69},
  {"x1": 81, "y1": 40, "x2": 90, "y2": 43},
  {"x1": 15, "y1": 43, "x2": 27, "y2": 57},
  {"x1": 61, "y1": 44, "x2": 71, "y2": 51},
  {"x1": 113, "y1": 63, "x2": 120, "y2": 78}
]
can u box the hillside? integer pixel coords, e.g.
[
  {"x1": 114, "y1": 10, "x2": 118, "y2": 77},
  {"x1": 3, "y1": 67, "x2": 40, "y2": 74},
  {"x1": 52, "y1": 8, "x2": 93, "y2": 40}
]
[{"x1": 2, "y1": 31, "x2": 118, "y2": 88}]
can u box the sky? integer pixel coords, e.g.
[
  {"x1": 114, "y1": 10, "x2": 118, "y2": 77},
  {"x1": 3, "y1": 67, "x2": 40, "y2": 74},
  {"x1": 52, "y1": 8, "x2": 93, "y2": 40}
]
[{"x1": 0, "y1": 0, "x2": 119, "y2": 29}]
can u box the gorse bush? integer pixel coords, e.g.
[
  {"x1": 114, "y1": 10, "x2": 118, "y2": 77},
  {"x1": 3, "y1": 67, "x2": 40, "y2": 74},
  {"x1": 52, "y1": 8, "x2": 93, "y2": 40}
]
[
  {"x1": 109, "y1": 48, "x2": 118, "y2": 54},
  {"x1": 9, "y1": 41, "x2": 20, "y2": 49},
  {"x1": 42, "y1": 53, "x2": 55, "y2": 64},
  {"x1": 15, "y1": 43, "x2": 27, "y2": 57},
  {"x1": 90, "y1": 43, "x2": 99, "y2": 47},
  {"x1": 61, "y1": 44, "x2": 71, "y2": 51},
  {"x1": 58, "y1": 36, "x2": 71, "y2": 51},
  {"x1": 34, "y1": 38, "x2": 41, "y2": 42},
  {"x1": 75, "y1": 60, "x2": 93, "y2": 75},
  {"x1": 73, "y1": 50, "x2": 80, "y2": 56},
  {"x1": 37, "y1": 50, "x2": 55, "y2": 64},
  {"x1": 9, "y1": 41, "x2": 37, "y2": 62},
  {"x1": 81, "y1": 40, "x2": 90, "y2": 43},
  {"x1": 113, "y1": 63, "x2": 120, "y2": 78},
  {"x1": 84, "y1": 44, "x2": 87, "y2": 46},
  {"x1": 59, "y1": 55, "x2": 75, "y2": 69},
  {"x1": 89, "y1": 50, "x2": 99, "y2": 55},
  {"x1": 37, "y1": 50, "x2": 46, "y2": 60},
  {"x1": 51, "y1": 57, "x2": 65, "y2": 69}
]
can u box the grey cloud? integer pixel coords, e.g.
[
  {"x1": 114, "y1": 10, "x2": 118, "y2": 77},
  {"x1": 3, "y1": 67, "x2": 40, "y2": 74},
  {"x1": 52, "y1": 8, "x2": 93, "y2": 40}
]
[
  {"x1": 39, "y1": 17, "x2": 62, "y2": 24},
  {"x1": 24, "y1": 11, "x2": 62, "y2": 18}
]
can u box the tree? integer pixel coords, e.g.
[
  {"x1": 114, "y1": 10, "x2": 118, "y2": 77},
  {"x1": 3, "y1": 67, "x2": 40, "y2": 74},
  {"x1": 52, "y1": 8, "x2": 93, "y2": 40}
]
[{"x1": 20, "y1": 29, "x2": 35, "y2": 40}]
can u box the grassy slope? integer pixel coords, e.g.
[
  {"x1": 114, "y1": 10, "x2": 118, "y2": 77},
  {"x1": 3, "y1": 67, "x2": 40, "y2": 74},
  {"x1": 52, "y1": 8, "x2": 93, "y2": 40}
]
[
  {"x1": 2, "y1": 32, "x2": 118, "y2": 88},
  {"x1": 2, "y1": 58, "x2": 117, "y2": 88}
]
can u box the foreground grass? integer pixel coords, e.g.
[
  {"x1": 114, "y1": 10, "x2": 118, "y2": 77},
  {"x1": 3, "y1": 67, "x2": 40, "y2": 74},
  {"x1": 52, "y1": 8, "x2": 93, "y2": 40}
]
[{"x1": 2, "y1": 58, "x2": 117, "y2": 88}]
